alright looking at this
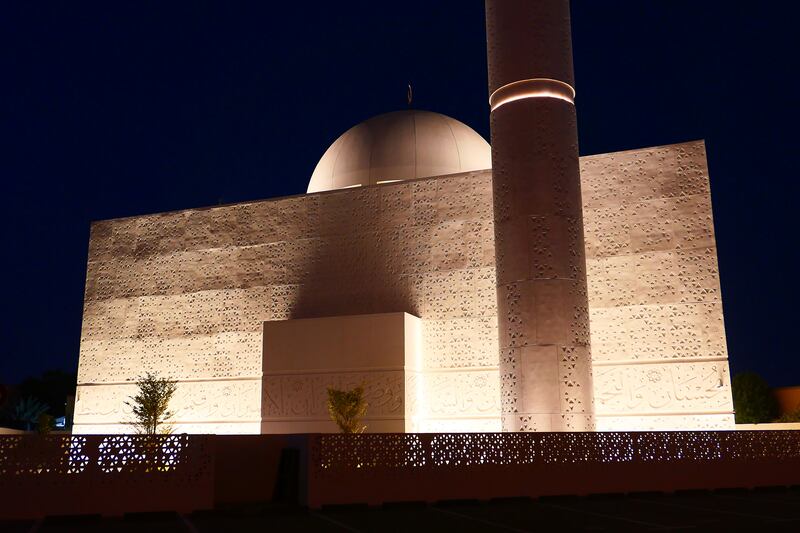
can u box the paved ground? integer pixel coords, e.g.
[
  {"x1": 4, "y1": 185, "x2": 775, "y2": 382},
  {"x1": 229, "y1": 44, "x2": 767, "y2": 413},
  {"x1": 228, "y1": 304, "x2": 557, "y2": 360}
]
[{"x1": 4, "y1": 488, "x2": 800, "y2": 531}]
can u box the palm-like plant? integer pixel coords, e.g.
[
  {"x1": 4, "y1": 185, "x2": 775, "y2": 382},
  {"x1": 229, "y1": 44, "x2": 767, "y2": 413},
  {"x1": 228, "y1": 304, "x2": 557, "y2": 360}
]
[
  {"x1": 327, "y1": 385, "x2": 368, "y2": 434},
  {"x1": 12, "y1": 396, "x2": 49, "y2": 431}
]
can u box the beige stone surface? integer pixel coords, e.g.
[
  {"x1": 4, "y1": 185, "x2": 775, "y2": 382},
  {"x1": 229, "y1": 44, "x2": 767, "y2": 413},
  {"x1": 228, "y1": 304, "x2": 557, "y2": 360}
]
[
  {"x1": 486, "y1": 0, "x2": 576, "y2": 92},
  {"x1": 307, "y1": 111, "x2": 491, "y2": 193},
  {"x1": 581, "y1": 141, "x2": 734, "y2": 430},
  {"x1": 76, "y1": 170, "x2": 501, "y2": 433},
  {"x1": 72, "y1": 379, "x2": 261, "y2": 435},
  {"x1": 74, "y1": 140, "x2": 732, "y2": 433},
  {"x1": 261, "y1": 312, "x2": 420, "y2": 433},
  {"x1": 487, "y1": 0, "x2": 594, "y2": 432}
]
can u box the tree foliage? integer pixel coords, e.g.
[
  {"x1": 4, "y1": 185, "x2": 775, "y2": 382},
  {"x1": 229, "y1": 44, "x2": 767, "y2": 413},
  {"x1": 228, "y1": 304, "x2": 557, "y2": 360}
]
[
  {"x1": 731, "y1": 372, "x2": 778, "y2": 424},
  {"x1": 19, "y1": 370, "x2": 76, "y2": 418},
  {"x1": 776, "y1": 408, "x2": 800, "y2": 423},
  {"x1": 12, "y1": 396, "x2": 49, "y2": 431},
  {"x1": 327, "y1": 385, "x2": 368, "y2": 434},
  {"x1": 124, "y1": 373, "x2": 177, "y2": 434}
]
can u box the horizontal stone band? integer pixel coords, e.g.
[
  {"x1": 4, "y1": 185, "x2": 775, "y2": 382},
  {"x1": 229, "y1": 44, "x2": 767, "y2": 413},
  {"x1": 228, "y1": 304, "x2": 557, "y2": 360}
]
[{"x1": 489, "y1": 78, "x2": 575, "y2": 111}]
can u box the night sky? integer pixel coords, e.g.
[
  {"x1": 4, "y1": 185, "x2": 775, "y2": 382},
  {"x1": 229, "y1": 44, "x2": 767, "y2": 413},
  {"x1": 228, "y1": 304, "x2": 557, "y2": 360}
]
[{"x1": 2, "y1": 2, "x2": 797, "y2": 386}]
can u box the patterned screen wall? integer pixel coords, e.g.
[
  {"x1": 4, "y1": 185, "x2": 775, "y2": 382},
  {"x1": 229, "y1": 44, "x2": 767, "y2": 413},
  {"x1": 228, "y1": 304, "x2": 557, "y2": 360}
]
[
  {"x1": 74, "y1": 170, "x2": 501, "y2": 434},
  {"x1": 581, "y1": 141, "x2": 734, "y2": 430},
  {"x1": 74, "y1": 140, "x2": 732, "y2": 434}
]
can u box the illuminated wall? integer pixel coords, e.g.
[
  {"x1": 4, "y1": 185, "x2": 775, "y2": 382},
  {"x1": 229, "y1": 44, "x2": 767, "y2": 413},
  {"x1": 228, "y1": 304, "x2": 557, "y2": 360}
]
[
  {"x1": 74, "y1": 169, "x2": 500, "y2": 434},
  {"x1": 582, "y1": 141, "x2": 734, "y2": 430},
  {"x1": 262, "y1": 312, "x2": 422, "y2": 433},
  {"x1": 74, "y1": 140, "x2": 733, "y2": 434}
]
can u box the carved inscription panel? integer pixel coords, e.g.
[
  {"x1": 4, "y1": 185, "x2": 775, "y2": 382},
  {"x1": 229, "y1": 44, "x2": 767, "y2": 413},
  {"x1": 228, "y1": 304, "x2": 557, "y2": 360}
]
[
  {"x1": 420, "y1": 370, "x2": 502, "y2": 418},
  {"x1": 262, "y1": 371, "x2": 405, "y2": 420},
  {"x1": 593, "y1": 361, "x2": 731, "y2": 414},
  {"x1": 73, "y1": 380, "x2": 261, "y2": 426}
]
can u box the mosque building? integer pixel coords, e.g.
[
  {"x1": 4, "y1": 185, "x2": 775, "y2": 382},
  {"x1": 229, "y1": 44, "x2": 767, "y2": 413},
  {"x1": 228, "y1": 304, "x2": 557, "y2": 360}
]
[{"x1": 73, "y1": 0, "x2": 734, "y2": 435}]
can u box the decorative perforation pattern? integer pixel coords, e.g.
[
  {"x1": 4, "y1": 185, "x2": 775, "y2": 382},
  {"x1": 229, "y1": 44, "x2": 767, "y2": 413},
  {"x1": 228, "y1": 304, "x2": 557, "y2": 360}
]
[
  {"x1": 97, "y1": 435, "x2": 184, "y2": 473},
  {"x1": 77, "y1": 139, "x2": 732, "y2": 433},
  {"x1": 77, "y1": 171, "x2": 500, "y2": 432},
  {"x1": 491, "y1": 96, "x2": 594, "y2": 431},
  {"x1": 0, "y1": 434, "x2": 214, "y2": 519},
  {"x1": 580, "y1": 141, "x2": 734, "y2": 429},
  {"x1": 312, "y1": 431, "x2": 800, "y2": 477},
  {"x1": 0, "y1": 436, "x2": 89, "y2": 477},
  {"x1": 0, "y1": 434, "x2": 208, "y2": 479},
  {"x1": 560, "y1": 346, "x2": 592, "y2": 414},
  {"x1": 485, "y1": 0, "x2": 575, "y2": 93},
  {"x1": 318, "y1": 434, "x2": 428, "y2": 470}
]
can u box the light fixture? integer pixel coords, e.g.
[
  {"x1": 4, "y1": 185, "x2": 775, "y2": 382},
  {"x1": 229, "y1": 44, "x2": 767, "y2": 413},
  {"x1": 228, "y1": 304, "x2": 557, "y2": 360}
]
[{"x1": 489, "y1": 78, "x2": 575, "y2": 111}]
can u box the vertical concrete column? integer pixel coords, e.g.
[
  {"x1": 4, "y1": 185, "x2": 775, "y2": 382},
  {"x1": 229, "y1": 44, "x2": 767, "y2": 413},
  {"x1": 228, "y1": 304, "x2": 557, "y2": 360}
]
[{"x1": 486, "y1": 0, "x2": 594, "y2": 431}]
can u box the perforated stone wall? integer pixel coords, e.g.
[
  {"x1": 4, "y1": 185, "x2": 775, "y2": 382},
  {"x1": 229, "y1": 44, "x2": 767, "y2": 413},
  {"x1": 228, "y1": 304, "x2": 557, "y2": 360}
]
[
  {"x1": 74, "y1": 140, "x2": 733, "y2": 434},
  {"x1": 581, "y1": 141, "x2": 734, "y2": 430},
  {"x1": 74, "y1": 170, "x2": 501, "y2": 434}
]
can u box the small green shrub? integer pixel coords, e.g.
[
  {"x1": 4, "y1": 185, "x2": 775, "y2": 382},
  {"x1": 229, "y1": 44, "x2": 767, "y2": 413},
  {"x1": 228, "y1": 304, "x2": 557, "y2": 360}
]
[{"x1": 327, "y1": 385, "x2": 368, "y2": 434}]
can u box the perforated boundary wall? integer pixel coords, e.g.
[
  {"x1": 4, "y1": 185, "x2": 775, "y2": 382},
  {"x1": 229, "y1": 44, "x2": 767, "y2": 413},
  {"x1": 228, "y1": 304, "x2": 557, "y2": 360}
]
[
  {"x1": 0, "y1": 434, "x2": 214, "y2": 520},
  {"x1": 309, "y1": 431, "x2": 800, "y2": 506},
  {"x1": 2, "y1": 431, "x2": 799, "y2": 518}
]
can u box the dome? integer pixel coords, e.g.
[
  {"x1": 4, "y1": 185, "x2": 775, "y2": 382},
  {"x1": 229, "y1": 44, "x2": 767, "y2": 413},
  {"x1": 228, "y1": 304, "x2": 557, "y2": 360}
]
[{"x1": 307, "y1": 110, "x2": 491, "y2": 193}]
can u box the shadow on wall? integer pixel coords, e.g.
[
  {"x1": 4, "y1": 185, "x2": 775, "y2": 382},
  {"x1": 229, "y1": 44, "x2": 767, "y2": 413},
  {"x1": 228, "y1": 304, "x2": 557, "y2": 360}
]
[{"x1": 289, "y1": 185, "x2": 418, "y2": 320}]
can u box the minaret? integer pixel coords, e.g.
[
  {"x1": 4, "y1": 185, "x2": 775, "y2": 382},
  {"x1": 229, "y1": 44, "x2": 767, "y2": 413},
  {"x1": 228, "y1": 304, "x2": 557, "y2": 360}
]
[{"x1": 486, "y1": 0, "x2": 594, "y2": 431}]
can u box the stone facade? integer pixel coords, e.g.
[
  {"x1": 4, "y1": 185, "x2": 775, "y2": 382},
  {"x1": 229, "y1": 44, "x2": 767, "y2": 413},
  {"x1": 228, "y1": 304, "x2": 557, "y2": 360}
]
[
  {"x1": 262, "y1": 312, "x2": 421, "y2": 433},
  {"x1": 582, "y1": 141, "x2": 733, "y2": 429},
  {"x1": 75, "y1": 169, "x2": 500, "y2": 434},
  {"x1": 73, "y1": 140, "x2": 733, "y2": 434}
]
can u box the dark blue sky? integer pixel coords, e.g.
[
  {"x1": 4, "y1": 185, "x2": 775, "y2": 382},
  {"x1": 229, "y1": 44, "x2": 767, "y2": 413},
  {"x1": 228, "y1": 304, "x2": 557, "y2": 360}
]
[{"x1": 1, "y1": 2, "x2": 797, "y2": 386}]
